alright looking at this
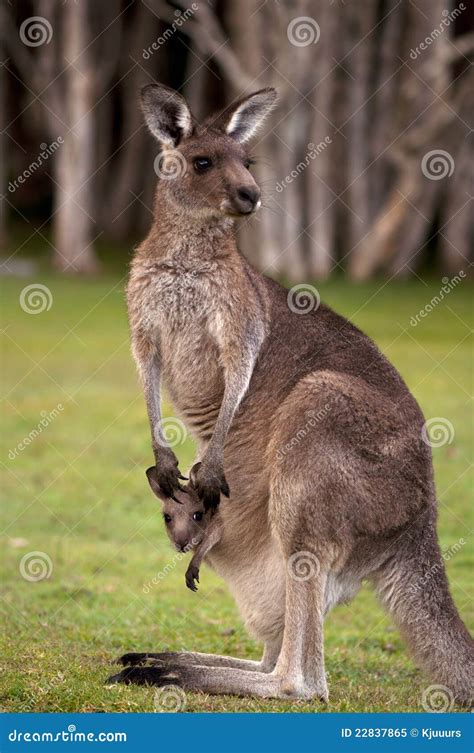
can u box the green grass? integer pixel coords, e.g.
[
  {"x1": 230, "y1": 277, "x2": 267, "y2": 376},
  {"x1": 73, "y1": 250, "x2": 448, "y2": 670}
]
[{"x1": 1, "y1": 258, "x2": 472, "y2": 713}]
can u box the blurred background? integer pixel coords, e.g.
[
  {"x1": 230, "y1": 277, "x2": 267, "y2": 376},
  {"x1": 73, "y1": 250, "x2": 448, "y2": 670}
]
[
  {"x1": 1, "y1": 0, "x2": 473, "y2": 278},
  {"x1": 1, "y1": 0, "x2": 473, "y2": 713}
]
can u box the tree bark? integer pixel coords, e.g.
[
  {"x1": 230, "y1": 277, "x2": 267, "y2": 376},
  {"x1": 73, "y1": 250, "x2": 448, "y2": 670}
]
[
  {"x1": 306, "y1": 1, "x2": 340, "y2": 279},
  {"x1": 437, "y1": 139, "x2": 473, "y2": 275},
  {"x1": 0, "y1": 39, "x2": 8, "y2": 251},
  {"x1": 343, "y1": 1, "x2": 376, "y2": 263},
  {"x1": 52, "y1": 1, "x2": 98, "y2": 273},
  {"x1": 99, "y1": 3, "x2": 156, "y2": 241}
]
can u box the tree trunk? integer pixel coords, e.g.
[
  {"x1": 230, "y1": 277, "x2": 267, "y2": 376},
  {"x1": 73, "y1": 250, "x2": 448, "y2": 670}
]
[
  {"x1": 370, "y1": 0, "x2": 403, "y2": 217},
  {"x1": 99, "y1": 4, "x2": 158, "y2": 241},
  {"x1": 0, "y1": 39, "x2": 8, "y2": 251},
  {"x1": 52, "y1": 1, "x2": 98, "y2": 273},
  {"x1": 436, "y1": 140, "x2": 473, "y2": 276},
  {"x1": 306, "y1": 1, "x2": 339, "y2": 279},
  {"x1": 344, "y1": 2, "x2": 376, "y2": 263}
]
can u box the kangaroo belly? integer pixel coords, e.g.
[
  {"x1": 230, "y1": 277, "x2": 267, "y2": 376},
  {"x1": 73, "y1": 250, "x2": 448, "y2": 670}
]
[
  {"x1": 161, "y1": 326, "x2": 224, "y2": 442},
  {"x1": 206, "y1": 537, "x2": 286, "y2": 642}
]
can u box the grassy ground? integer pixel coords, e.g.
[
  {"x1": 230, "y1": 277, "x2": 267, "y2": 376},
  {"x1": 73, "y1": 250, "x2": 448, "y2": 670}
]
[{"x1": 1, "y1": 260, "x2": 472, "y2": 713}]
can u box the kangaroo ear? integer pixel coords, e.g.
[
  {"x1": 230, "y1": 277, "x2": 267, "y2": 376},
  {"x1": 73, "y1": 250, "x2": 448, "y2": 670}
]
[
  {"x1": 146, "y1": 466, "x2": 167, "y2": 501},
  {"x1": 217, "y1": 88, "x2": 277, "y2": 144},
  {"x1": 140, "y1": 84, "x2": 193, "y2": 147}
]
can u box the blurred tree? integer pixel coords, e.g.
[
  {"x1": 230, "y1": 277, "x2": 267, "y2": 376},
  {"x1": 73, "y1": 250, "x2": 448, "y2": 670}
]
[
  {"x1": 0, "y1": 38, "x2": 7, "y2": 252},
  {"x1": 98, "y1": 3, "x2": 162, "y2": 241},
  {"x1": 164, "y1": 0, "x2": 473, "y2": 279},
  {"x1": 1, "y1": 0, "x2": 473, "y2": 278},
  {"x1": 1, "y1": 0, "x2": 121, "y2": 273}
]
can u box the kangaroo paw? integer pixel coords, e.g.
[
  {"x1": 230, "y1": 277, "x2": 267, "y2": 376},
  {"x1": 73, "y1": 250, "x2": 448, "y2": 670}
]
[{"x1": 107, "y1": 665, "x2": 180, "y2": 686}]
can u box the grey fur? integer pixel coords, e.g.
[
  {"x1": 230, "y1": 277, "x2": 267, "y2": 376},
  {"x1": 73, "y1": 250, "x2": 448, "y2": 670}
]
[{"x1": 115, "y1": 85, "x2": 474, "y2": 705}]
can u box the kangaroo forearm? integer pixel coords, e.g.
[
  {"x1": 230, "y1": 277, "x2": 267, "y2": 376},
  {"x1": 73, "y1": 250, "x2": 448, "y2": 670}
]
[
  {"x1": 141, "y1": 355, "x2": 166, "y2": 454},
  {"x1": 190, "y1": 346, "x2": 261, "y2": 505},
  {"x1": 207, "y1": 384, "x2": 244, "y2": 457},
  {"x1": 205, "y1": 306, "x2": 266, "y2": 458},
  {"x1": 190, "y1": 519, "x2": 222, "y2": 568},
  {"x1": 207, "y1": 351, "x2": 260, "y2": 459},
  {"x1": 139, "y1": 344, "x2": 184, "y2": 495}
]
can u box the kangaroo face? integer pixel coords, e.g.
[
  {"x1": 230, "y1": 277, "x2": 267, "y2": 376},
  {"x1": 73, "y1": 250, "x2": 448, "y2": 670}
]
[
  {"x1": 146, "y1": 467, "x2": 210, "y2": 552},
  {"x1": 160, "y1": 132, "x2": 260, "y2": 217},
  {"x1": 141, "y1": 84, "x2": 276, "y2": 219}
]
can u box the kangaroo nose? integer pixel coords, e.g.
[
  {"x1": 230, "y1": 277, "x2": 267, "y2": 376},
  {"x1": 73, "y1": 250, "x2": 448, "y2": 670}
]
[
  {"x1": 178, "y1": 539, "x2": 189, "y2": 552},
  {"x1": 235, "y1": 186, "x2": 261, "y2": 214}
]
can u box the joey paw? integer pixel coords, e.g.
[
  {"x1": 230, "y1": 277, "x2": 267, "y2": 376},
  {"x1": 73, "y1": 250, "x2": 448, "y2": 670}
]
[{"x1": 185, "y1": 565, "x2": 200, "y2": 592}]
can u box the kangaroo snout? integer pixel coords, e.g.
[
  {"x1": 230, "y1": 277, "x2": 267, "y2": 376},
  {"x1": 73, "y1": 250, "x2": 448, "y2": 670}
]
[{"x1": 233, "y1": 185, "x2": 261, "y2": 214}]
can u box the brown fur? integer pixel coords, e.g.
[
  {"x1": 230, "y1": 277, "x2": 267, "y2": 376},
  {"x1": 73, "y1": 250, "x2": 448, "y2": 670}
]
[
  {"x1": 111, "y1": 84, "x2": 474, "y2": 705},
  {"x1": 145, "y1": 466, "x2": 222, "y2": 592}
]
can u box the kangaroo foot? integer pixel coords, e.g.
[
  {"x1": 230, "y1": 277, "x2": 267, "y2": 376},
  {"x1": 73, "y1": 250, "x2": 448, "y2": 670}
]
[
  {"x1": 116, "y1": 652, "x2": 170, "y2": 667},
  {"x1": 107, "y1": 663, "x2": 328, "y2": 700}
]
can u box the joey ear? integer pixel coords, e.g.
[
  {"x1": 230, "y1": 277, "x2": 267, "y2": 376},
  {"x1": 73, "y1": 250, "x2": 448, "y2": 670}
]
[
  {"x1": 146, "y1": 466, "x2": 167, "y2": 501},
  {"x1": 140, "y1": 84, "x2": 193, "y2": 147},
  {"x1": 216, "y1": 88, "x2": 277, "y2": 144}
]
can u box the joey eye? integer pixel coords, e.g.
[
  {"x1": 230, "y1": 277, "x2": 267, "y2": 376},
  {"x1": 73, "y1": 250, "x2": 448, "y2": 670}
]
[
  {"x1": 193, "y1": 157, "x2": 213, "y2": 173},
  {"x1": 163, "y1": 513, "x2": 172, "y2": 524},
  {"x1": 244, "y1": 158, "x2": 255, "y2": 170},
  {"x1": 193, "y1": 511, "x2": 203, "y2": 522}
]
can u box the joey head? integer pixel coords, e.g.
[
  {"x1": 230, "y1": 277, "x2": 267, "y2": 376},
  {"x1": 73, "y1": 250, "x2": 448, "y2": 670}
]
[{"x1": 146, "y1": 466, "x2": 222, "y2": 592}]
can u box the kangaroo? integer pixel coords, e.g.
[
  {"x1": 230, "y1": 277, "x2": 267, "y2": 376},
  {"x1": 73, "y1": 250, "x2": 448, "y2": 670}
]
[
  {"x1": 146, "y1": 466, "x2": 222, "y2": 592},
  {"x1": 111, "y1": 83, "x2": 473, "y2": 704}
]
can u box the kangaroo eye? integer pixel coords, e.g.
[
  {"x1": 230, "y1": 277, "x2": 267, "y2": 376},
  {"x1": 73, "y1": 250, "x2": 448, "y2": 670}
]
[
  {"x1": 244, "y1": 159, "x2": 255, "y2": 170},
  {"x1": 163, "y1": 513, "x2": 172, "y2": 524},
  {"x1": 193, "y1": 512, "x2": 203, "y2": 521},
  {"x1": 193, "y1": 157, "x2": 212, "y2": 173}
]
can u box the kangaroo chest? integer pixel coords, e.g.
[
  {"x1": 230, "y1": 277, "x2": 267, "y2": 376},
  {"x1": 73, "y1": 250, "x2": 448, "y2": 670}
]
[{"x1": 132, "y1": 259, "x2": 226, "y2": 438}]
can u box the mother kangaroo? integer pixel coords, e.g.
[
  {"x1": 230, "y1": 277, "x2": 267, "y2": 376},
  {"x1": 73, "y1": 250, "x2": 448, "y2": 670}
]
[{"x1": 112, "y1": 84, "x2": 473, "y2": 704}]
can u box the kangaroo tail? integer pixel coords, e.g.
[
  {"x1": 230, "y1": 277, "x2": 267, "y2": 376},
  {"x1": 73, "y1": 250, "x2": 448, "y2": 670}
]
[{"x1": 372, "y1": 508, "x2": 473, "y2": 707}]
